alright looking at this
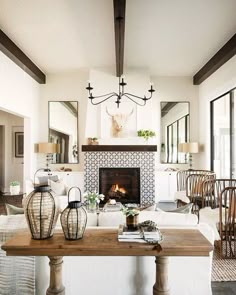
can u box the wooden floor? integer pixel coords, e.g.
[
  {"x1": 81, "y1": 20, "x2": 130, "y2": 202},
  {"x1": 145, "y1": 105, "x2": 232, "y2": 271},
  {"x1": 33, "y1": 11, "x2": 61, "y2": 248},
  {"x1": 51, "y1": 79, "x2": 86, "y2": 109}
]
[{"x1": 157, "y1": 202, "x2": 236, "y2": 294}]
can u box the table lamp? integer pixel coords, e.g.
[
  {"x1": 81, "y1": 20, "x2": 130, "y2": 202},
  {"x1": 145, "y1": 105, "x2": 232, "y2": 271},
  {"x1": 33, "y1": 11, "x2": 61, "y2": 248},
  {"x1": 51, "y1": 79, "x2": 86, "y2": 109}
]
[
  {"x1": 36, "y1": 143, "x2": 60, "y2": 171},
  {"x1": 178, "y1": 142, "x2": 199, "y2": 169}
]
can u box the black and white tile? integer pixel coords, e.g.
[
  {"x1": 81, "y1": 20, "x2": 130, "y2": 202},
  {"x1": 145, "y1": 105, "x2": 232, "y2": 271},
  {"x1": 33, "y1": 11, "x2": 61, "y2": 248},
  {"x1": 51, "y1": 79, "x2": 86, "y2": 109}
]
[{"x1": 84, "y1": 151, "x2": 155, "y2": 205}]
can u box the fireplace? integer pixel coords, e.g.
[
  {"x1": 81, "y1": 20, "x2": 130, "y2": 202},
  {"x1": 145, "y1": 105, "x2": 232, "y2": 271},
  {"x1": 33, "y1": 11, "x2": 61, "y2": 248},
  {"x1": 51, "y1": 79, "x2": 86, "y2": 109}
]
[{"x1": 99, "y1": 168, "x2": 140, "y2": 204}]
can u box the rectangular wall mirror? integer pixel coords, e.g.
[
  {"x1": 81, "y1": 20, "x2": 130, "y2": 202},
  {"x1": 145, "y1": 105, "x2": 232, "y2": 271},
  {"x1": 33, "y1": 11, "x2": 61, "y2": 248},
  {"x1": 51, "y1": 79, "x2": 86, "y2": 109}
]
[
  {"x1": 49, "y1": 101, "x2": 79, "y2": 164},
  {"x1": 161, "y1": 102, "x2": 190, "y2": 164}
]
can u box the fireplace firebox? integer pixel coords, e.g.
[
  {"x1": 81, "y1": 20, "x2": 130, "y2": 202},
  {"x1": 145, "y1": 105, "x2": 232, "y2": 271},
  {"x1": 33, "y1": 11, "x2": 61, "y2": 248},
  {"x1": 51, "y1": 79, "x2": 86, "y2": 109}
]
[{"x1": 99, "y1": 168, "x2": 140, "y2": 204}]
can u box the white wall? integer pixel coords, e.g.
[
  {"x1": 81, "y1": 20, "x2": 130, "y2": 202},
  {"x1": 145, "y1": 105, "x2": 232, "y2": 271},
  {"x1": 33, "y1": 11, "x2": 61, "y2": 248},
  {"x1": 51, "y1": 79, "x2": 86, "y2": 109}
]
[
  {"x1": 199, "y1": 55, "x2": 236, "y2": 170},
  {"x1": 40, "y1": 71, "x2": 89, "y2": 171},
  {"x1": 85, "y1": 68, "x2": 155, "y2": 145},
  {"x1": 151, "y1": 76, "x2": 199, "y2": 169},
  {"x1": 84, "y1": 70, "x2": 200, "y2": 170},
  {"x1": 0, "y1": 52, "x2": 40, "y2": 187}
]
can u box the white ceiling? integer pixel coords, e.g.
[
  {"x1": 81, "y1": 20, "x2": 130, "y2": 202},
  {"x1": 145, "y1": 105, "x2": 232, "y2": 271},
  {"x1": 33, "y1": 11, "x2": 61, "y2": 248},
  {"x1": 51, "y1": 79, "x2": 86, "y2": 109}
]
[{"x1": 0, "y1": 0, "x2": 235, "y2": 76}]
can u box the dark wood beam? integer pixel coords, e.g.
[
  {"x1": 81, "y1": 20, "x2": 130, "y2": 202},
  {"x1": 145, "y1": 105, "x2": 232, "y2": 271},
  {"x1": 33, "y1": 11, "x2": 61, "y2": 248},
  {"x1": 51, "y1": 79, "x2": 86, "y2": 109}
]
[
  {"x1": 193, "y1": 33, "x2": 236, "y2": 85},
  {"x1": 61, "y1": 102, "x2": 77, "y2": 117},
  {"x1": 0, "y1": 29, "x2": 46, "y2": 84},
  {"x1": 161, "y1": 102, "x2": 178, "y2": 117},
  {"x1": 113, "y1": 0, "x2": 126, "y2": 77}
]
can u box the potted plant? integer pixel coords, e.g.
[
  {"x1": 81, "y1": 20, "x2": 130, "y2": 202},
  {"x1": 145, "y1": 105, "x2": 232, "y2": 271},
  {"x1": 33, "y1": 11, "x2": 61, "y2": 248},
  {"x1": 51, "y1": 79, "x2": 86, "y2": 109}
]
[
  {"x1": 83, "y1": 191, "x2": 105, "y2": 212},
  {"x1": 9, "y1": 181, "x2": 20, "y2": 195},
  {"x1": 88, "y1": 137, "x2": 99, "y2": 145},
  {"x1": 137, "y1": 129, "x2": 156, "y2": 142},
  {"x1": 122, "y1": 207, "x2": 140, "y2": 230}
]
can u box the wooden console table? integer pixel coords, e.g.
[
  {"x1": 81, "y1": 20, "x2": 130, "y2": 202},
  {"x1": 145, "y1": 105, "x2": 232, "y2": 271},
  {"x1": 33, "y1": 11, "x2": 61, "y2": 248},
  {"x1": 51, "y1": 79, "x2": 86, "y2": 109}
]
[{"x1": 2, "y1": 228, "x2": 213, "y2": 295}]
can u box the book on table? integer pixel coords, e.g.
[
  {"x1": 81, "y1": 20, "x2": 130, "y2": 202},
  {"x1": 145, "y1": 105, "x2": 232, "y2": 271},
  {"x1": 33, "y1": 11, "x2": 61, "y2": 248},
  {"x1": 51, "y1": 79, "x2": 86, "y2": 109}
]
[{"x1": 118, "y1": 224, "x2": 162, "y2": 243}]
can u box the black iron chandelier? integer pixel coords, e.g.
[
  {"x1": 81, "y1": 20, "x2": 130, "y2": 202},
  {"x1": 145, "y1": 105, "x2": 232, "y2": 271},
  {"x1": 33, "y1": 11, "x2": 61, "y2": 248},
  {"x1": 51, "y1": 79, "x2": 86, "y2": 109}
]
[{"x1": 86, "y1": 76, "x2": 155, "y2": 108}]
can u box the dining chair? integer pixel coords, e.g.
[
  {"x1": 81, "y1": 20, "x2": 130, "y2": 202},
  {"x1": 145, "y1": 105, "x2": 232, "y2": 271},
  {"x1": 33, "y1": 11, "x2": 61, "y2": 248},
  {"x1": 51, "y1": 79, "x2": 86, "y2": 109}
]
[
  {"x1": 185, "y1": 172, "x2": 215, "y2": 216},
  {"x1": 176, "y1": 169, "x2": 214, "y2": 208},
  {"x1": 201, "y1": 179, "x2": 236, "y2": 209},
  {"x1": 176, "y1": 169, "x2": 213, "y2": 191},
  {"x1": 219, "y1": 186, "x2": 236, "y2": 258}
]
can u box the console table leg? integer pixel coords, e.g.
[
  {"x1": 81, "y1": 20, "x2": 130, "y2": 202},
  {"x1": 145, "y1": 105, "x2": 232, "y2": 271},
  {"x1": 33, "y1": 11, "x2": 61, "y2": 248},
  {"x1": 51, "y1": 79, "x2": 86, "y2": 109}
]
[
  {"x1": 46, "y1": 256, "x2": 65, "y2": 295},
  {"x1": 153, "y1": 256, "x2": 170, "y2": 295}
]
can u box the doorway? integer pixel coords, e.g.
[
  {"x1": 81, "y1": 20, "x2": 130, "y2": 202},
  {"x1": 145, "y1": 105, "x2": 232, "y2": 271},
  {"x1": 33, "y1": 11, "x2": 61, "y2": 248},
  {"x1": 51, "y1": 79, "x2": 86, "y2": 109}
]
[
  {"x1": 0, "y1": 126, "x2": 5, "y2": 192},
  {"x1": 0, "y1": 110, "x2": 24, "y2": 192}
]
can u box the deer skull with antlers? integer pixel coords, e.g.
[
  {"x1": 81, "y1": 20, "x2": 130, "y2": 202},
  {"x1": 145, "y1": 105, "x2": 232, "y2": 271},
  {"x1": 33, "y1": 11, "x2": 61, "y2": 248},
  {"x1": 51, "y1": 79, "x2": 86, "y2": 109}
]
[{"x1": 106, "y1": 107, "x2": 134, "y2": 137}]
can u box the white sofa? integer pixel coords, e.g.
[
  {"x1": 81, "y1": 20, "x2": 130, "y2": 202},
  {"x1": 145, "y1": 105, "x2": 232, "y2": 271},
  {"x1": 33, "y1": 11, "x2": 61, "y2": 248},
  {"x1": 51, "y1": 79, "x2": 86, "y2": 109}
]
[{"x1": 1, "y1": 211, "x2": 214, "y2": 295}]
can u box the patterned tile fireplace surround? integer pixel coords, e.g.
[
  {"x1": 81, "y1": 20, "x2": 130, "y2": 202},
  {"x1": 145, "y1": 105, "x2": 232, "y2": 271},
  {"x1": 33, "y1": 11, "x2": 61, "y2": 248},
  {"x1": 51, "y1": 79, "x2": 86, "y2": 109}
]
[{"x1": 82, "y1": 145, "x2": 157, "y2": 205}]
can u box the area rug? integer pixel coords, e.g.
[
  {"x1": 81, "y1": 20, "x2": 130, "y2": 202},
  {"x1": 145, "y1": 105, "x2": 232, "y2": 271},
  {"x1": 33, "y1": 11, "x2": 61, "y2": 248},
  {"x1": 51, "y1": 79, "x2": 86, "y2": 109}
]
[{"x1": 212, "y1": 246, "x2": 236, "y2": 281}]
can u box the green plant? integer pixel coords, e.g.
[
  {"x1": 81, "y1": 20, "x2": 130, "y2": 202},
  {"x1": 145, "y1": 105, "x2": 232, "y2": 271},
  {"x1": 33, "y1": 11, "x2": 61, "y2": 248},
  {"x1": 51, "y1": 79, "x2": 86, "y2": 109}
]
[
  {"x1": 10, "y1": 181, "x2": 20, "y2": 186},
  {"x1": 83, "y1": 191, "x2": 105, "y2": 204},
  {"x1": 122, "y1": 207, "x2": 140, "y2": 217},
  {"x1": 137, "y1": 129, "x2": 156, "y2": 140}
]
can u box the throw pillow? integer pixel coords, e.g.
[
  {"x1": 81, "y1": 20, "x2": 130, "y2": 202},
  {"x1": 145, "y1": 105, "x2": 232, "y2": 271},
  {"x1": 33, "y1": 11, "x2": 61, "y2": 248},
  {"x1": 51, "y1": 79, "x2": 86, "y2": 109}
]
[
  {"x1": 168, "y1": 203, "x2": 193, "y2": 214},
  {"x1": 37, "y1": 175, "x2": 59, "y2": 185},
  {"x1": 5, "y1": 203, "x2": 24, "y2": 215},
  {"x1": 48, "y1": 179, "x2": 67, "y2": 196}
]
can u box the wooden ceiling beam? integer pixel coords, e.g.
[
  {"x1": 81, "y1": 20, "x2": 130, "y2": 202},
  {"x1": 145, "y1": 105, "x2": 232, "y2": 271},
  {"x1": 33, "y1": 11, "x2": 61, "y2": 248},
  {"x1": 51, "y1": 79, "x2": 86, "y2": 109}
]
[
  {"x1": 161, "y1": 102, "x2": 178, "y2": 117},
  {"x1": 0, "y1": 29, "x2": 46, "y2": 84},
  {"x1": 193, "y1": 33, "x2": 236, "y2": 85},
  {"x1": 113, "y1": 0, "x2": 126, "y2": 77}
]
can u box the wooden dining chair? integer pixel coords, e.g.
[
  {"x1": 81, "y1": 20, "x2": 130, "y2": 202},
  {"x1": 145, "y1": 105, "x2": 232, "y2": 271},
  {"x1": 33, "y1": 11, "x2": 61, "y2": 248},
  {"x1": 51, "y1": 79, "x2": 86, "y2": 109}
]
[
  {"x1": 201, "y1": 179, "x2": 236, "y2": 209},
  {"x1": 176, "y1": 169, "x2": 214, "y2": 191},
  {"x1": 176, "y1": 169, "x2": 214, "y2": 208},
  {"x1": 186, "y1": 172, "x2": 215, "y2": 216},
  {"x1": 219, "y1": 186, "x2": 236, "y2": 259}
]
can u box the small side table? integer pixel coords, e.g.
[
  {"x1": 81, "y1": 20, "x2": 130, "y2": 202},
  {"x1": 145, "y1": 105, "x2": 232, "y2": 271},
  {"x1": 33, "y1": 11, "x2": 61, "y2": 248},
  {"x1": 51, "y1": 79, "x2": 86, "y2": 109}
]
[{"x1": 0, "y1": 192, "x2": 25, "y2": 215}]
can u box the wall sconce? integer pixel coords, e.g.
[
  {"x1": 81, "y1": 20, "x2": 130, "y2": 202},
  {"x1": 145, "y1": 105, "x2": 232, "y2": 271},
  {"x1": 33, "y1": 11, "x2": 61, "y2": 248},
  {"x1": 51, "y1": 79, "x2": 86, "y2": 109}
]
[
  {"x1": 178, "y1": 142, "x2": 199, "y2": 169},
  {"x1": 36, "y1": 143, "x2": 60, "y2": 171}
]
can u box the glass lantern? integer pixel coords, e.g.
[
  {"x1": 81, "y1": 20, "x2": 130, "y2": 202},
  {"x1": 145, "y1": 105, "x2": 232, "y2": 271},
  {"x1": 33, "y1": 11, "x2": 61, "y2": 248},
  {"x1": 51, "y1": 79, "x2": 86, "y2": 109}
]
[
  {"x1": 24, "y1": 169, "x2": 59, "y2": 240},
  {"x1": 60, "y1": 187, "x2": 87, "y2": 240}
]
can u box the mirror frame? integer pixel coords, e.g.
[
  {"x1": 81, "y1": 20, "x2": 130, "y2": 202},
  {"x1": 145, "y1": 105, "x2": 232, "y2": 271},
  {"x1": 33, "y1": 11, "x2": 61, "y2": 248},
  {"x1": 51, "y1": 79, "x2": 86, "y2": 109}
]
[
  {"x1": 160, "y1": 101, "x2": 190, "y2": 164},
  {"x1": 48, "y1": 101, "x2": 79, "y2": 164}
]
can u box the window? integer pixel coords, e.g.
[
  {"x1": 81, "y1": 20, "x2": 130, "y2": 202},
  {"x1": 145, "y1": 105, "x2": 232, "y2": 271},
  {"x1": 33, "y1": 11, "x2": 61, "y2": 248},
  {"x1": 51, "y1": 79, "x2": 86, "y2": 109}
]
[
  {"x1": 166, "y1": 114, "x2": 189, "y2": 163},
  {"x1": 211, "y1": 88, "x2": 235, "y2": 178}
]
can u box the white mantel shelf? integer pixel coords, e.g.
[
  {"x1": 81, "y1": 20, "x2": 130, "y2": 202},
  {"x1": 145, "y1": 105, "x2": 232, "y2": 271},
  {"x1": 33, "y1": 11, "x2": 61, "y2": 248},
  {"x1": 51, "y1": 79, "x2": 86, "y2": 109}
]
[{"x1": 81, "y1": 145, "x2": 157, "y2": 152}]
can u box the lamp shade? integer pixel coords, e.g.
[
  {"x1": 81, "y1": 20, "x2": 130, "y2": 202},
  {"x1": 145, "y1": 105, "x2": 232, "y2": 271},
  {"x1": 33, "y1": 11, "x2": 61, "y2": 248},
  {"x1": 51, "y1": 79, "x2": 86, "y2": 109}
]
[
  {"x1": 36, "y1": 143, "x2": 60, "y2": 153},
  {"x1": 179, "y1": 142, "x2": 199, "y2": 154}
]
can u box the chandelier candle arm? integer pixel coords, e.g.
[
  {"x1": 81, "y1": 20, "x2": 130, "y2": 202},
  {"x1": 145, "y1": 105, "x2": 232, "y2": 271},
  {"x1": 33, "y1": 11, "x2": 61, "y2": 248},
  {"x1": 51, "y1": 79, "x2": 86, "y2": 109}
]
[{"x1": 86, "y1": 77, "x2": 155, "y2": 108}]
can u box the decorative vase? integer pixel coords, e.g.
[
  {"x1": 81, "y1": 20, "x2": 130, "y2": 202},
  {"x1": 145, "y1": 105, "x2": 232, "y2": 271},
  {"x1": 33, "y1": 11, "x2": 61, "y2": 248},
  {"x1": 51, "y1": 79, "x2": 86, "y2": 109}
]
[
  {"x1": 87, "y1": 201, "x2": 97, "y2": 213},
  {"x1": 10, "y1": 185, "x2": 20, "y2": 195},
  {"x1": 61, "y1": 187, "x2": 87, "y2": 240},
  {"x1": 126, "y1": 215, "x2": 139, "y2": 230}
]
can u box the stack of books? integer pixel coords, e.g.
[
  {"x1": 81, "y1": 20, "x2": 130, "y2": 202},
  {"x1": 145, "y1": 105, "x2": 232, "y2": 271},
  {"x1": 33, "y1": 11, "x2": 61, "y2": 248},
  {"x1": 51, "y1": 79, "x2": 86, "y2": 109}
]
[{"x1": 118, "y1": 224, "x2": 162, "y2": 243}]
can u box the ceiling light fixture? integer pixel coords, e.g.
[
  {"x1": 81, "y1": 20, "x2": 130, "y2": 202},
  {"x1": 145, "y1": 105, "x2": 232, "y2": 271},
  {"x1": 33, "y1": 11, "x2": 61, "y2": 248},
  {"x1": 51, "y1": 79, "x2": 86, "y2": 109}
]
[{"x1": 86, "y1": 76, "x2": 155, "y2": 108}]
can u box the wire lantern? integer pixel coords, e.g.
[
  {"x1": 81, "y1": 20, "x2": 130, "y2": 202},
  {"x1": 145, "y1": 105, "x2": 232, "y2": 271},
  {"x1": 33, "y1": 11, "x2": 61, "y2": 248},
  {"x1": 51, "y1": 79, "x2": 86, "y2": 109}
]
[
  {"x1": 60, "y1": 186, "x2": 87, "y2": 240},
  {"x1": 24, "y1": 169, "x2": 59, "y2": 240}
]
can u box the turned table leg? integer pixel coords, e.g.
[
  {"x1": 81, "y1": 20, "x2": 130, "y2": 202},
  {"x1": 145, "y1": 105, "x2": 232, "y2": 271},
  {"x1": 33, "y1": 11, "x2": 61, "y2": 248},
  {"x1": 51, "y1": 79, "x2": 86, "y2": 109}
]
[
  {"x1": 153, "y1": 256, "x2": 170, "y2": 295},
  {"x1": 46, "y1": 256, "x2": 65, "y2": 295}
]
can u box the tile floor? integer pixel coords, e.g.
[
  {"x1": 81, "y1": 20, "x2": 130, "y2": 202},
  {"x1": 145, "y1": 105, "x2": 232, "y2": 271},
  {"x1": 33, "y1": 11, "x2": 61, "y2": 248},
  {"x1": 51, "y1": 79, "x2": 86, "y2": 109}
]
[{"x1": 157, "y1": 202, "x2": 236, "y2": 295}]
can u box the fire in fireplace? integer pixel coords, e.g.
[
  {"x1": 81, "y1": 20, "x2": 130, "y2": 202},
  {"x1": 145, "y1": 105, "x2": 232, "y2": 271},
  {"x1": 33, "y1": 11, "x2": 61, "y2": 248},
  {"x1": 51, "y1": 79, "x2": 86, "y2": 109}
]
[{"x1": 99, "y1": 168, "x2": 140, "y2": 204}]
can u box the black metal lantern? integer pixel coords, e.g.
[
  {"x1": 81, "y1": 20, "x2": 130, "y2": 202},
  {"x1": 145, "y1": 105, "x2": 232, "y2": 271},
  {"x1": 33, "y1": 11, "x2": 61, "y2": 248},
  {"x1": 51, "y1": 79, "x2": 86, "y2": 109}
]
[
  {"x1": 24, "y1": 169, "x2": 59, "y2": 240},
  {"x1": 60, "y1": 187, "x2": 87, "y2": 240}
]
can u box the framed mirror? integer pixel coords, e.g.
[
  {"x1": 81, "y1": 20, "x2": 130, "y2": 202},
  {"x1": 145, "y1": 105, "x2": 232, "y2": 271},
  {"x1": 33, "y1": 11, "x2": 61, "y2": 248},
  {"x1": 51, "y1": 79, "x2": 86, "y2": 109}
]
[
  {"x1": 160, "y1": 102, "x2": 189, "y2": 164},
  {"x1": 49, "y1": 101, "x2": 79, "y2": 164}
]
